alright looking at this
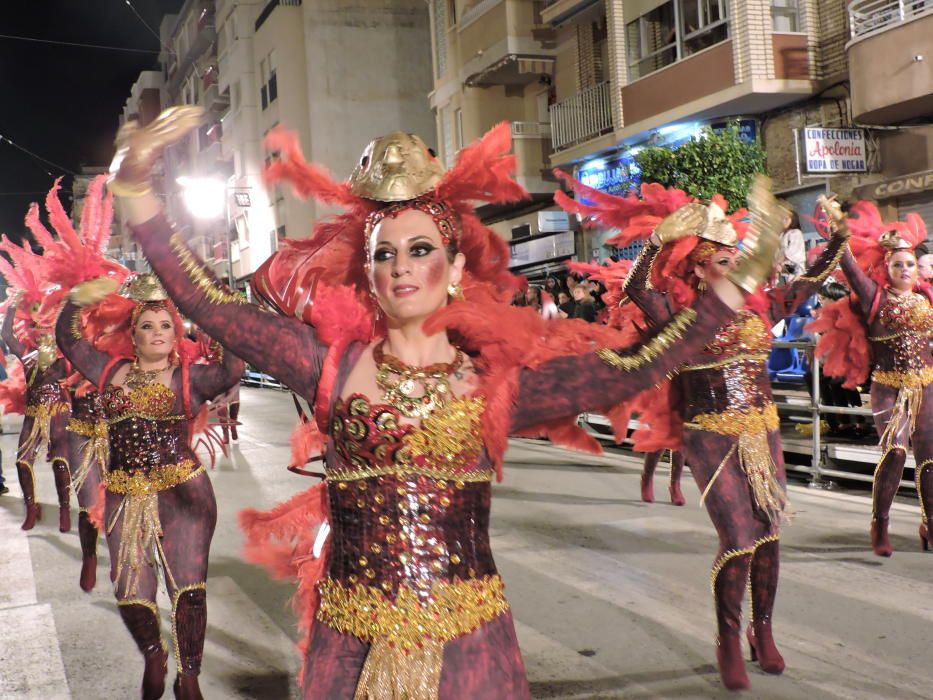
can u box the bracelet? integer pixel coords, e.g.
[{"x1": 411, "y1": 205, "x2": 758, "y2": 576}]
[{"x1": 107, "y1": 178, "x2": 153, "y2": 199}]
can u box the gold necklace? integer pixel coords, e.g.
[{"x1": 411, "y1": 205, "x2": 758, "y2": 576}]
[
  {"x1": 125, "y1": 360, "x2": 173, "y2": 392},
  {"x1": 373, "y1": 340, "x2": 464, "y2": 419}
]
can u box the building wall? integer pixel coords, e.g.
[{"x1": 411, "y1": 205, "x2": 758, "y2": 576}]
[{"x1": 303, "y1": 0, "x2": 435, "y2": 180}]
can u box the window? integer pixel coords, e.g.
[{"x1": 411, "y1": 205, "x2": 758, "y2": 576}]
[
  {"x1": 626, "y1": 0, "x2": 730, "y2": 81},
  {"x1": 771, "y1": 0, "x2": 800, "y2": 32},
  {"x1": 627, "y1": 2, "x2": 677, "y2": 80},
  {"x1": 259, "y1": 52, "x2": 277, "y2": 110},
  {"x1": 446, "y1": 0, "x2": 457, "y2": 27},
  {"x1": 454, "y1": 108, "x2": 464, "y2": 151}
]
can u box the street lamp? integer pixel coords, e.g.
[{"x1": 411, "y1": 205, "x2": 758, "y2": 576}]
[{"x1": 176, "y1": 175, "x2": 235, "y2": 288}]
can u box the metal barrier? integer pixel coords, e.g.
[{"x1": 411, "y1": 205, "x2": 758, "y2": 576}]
[{"x1": 849, "y1": 0, "x2": 933, "y2": 40}]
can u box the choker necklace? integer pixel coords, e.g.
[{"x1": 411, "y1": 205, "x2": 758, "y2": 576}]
[
  {"x1": 125, "y1": 360, "x2": 173, "y2": 392},
  {"x1": 373, "y1": 340, "x2": 464, "y2": 419}
]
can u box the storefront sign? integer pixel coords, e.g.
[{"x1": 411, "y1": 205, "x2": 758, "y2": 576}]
[
  {"x1": 577, "y1": 154, "x2": 638, "y2": 196},
  {"x1": 803, "y1": 128, "x2": 867, "y2": 173},
  {"x1": 855, "y1": 170, "x2": 933, "y2": 200}
]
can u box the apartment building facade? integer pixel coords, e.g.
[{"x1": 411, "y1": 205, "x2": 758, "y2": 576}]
[
  {"x1": 117, "y1": 0, "x2": 436, "y2": 288},
  {"x1": 438, "y1": 1, "x2": 933, "y2": 268}
]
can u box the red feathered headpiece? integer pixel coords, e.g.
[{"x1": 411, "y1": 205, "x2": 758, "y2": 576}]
[{"x1": 555, "y1": 171, "x2": 749, "y2": 310}]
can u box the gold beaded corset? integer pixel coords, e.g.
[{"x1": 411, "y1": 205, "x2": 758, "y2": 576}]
[
  {"x1": 101, "y1": 382, "x2": 195, "y2": 475},
  {"x1": 679, "y1": 310, "x2": 774, "y2": 421},
  {"x1": 326, "y1": 393, "x2": 496, "y2": 598},
  {"x1": 869, "y1": 292, "x2": 933, "y2": 384}
]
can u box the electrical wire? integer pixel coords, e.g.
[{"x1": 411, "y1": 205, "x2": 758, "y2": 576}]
[
  {"x1": 123, "y1": 0, "x2": 174, "y2": 55},
  {"x1": 0, "y1": 134, "x2": 79, "y2": 177},
  {"x1": 0, "y1": 32, "x2": 159, "y2": 54}
]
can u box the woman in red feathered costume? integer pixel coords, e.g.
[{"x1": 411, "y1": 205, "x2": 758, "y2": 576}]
[
  {"x1": 0, "y1": 224, "x2": 73, "y2": 533},
  {"x1": 556, "y1": 173, "x2": 849, "y2": 691},
  {"x1": 103, "y1": 106, "x2": 779, "y2": 700},
  {"x1": 54, "y1": 269, "x2": 243, "y2": 700},
  {"x1": 568, "y1": 259, "x2": 690, "y2": 506},
  {"x1": 811, "y1": 198, "x2": 933, "y2": 557},
  {"x1": 18, "y1": 175, "x2": 129, "y2": 592}
]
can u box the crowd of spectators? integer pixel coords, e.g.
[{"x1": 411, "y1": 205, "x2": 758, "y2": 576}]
[{"x1": 513, "y1": 274, "x2": 607, "y2": 322}]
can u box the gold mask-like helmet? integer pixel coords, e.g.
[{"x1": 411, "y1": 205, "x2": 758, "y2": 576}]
[
  {"x1": 348, "y1": 131, "x2": 445, "y2": 202},
  {"x1": 36, "y1": 333, "x2": 58, "y2": 371},
  {"x1": 120, "y1": 273, "x2": 169, "y2": 302}
]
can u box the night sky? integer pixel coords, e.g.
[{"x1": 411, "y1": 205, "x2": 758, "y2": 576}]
[{"x1": 0, "y1": 0, "x2": 184, "y2": 240}]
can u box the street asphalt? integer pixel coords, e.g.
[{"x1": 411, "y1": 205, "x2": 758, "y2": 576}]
[{"x1": 0, "y1": 386, "x2": 931, "y2": 699}]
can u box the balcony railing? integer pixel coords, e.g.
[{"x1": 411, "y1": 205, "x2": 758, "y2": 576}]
[
  {"x1": 849, "y1": 0, "x2": 933, "y2": 39},
  {"x1": 549, "y1": 81, "x2": 613, "y2": 151}
]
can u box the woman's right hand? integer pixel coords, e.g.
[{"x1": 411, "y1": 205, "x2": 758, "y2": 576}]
[
  {"x1": 108, "y1": 106, "x2": 204, "y2": 197},
  {"x1": 712, "y1": 175, "x2": 785, "y2": 308},
  {"x1": 69, "y1": 277, "x2": 121, "y2": 307}
]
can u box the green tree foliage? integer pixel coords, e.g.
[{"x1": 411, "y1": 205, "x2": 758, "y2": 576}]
[{"x1": 634, "y1": 122, "x2": 767, "y2": 213}]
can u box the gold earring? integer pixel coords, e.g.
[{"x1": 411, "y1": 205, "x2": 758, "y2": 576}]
[
  {"x1": 447, "y1": 282, "x2": 463, "y2": 300},
  {"x1": 697, "y1": 279, "x2": 708, "y2": 292}
]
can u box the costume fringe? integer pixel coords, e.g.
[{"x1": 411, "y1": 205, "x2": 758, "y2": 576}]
[
  {"x1": 879, "y1": 385, "x2": 923, "y2": 450},
  {"x1": 354, "y1": 639, "x2": 444, "y2": 700},
  {"x1": 700, "y1": 435, "x2": 789, "y2": 524},
  {"x1": 108, "y1": 492, "x2": 175, "y2": 597}
]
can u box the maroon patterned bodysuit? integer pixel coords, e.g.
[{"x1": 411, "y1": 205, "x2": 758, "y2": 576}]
[
  {"x1": 840, "y1": 248, "x2": 933, "y2": 535},
  {"x1": 56, "y1": 300, "x2": 244, "y2": 682},
  {"x1": 624, "y1": 233, "x2": 845, "y2": 662},
  {"x1": 130, "y1": 213, "x2": 739, "y2": 699}
]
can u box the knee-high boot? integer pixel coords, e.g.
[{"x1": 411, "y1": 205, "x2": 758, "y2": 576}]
[
  {"x1": 713, "y1": 550, "x2": 753, "y2": 691},
  {"x1": 916, "y1": 459, "x2": 933, "y2": 551},
  {"x1": 77, "y1": 511, "x2": 98, "y2": 592},
  {"x1": 172, "y1": 586, "x2": 207, "y2": 700},
  {"x1": 669, "y1": 450, "x2": 686, "y2": 506},
  {"x1": 16, "y1": 462, "x2": 40, "y2": 530},
  {"x1": 119, "y1": 601, "x2": 168, "y2": 700},
  {"x1": 747, "y1": 538, "x2": 784, "y2": 674},
  {"x1": 52, "y1": 459, "x2": 71, "y2": 533},
  {"x1": 871, "y1": 445, "x2": 906, "y2": 556},
  {"x1": 641, "y1": 451, "x2": 660, "y2": 503}
]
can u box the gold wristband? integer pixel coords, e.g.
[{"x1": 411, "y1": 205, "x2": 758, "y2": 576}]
[{"x1": 107, "y1": 178, "x2": 153, "y2": 199}]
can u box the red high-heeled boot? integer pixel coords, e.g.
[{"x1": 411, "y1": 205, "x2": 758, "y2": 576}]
[
  {"x1": 172, "y1": 587, "x2": 207, "y2": 700},
  {"x1": 870, "y1": 517, "x2": 892, "y2": 557},
  {"x1": 920, "y1": 522, "x2": 930, "y2": 552},
  {"x1": 747, "y1": 539, "x2": 785, "y2": 674},
  {"x1": 52, "y1": 460, "x2": 72, "y2": 533},
  {"x1": 17, "y1": 463, "x2": 41, "y2": 530},
  {"x1": 119, "y1": 602, "x2": 168, "y2": 700},
  {"x1": 78, "y1": 511, "x2": 98, "y2": 592},
  {"x1": 669, "y1": 451, "x2": 686, "y2": 506},
  {"x1": 641, "y1": 451, "x2": 659, "y2": 503},
  {"x1": 713, "y1": 551, "x2": 753, "y2": 690}
]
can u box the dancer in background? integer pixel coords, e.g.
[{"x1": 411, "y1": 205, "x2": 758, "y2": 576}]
[
  {"x1": 812, "y1": 198, "x2": 933, "y2": 557},
  {"x1": 57, "y1": 273, "x2": 243, "y2": 700},
  {"x1": 0, "y1": 247, "x2": 72, "y2": 531},
  {"x1": 557, "y1": 175, "x2": 847, "y2": 691},
  {"x1": 104, "y1": 106, "x2": 778, "y2": 699}
]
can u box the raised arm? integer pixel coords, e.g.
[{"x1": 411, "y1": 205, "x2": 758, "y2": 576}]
[
  {"x1": 56, "y1": 301, "x2": 120, "y2": 387},
  {"x1": 188, "y1": 344, "x2": 246, "y2": 411},
  {"x1": 2, "y1": 301, "x2": 26, "y2": 359},
  {"x1": 130, "y1": 214, "x2": 326, "y2": 403},
  {"x1": 774, "y1": 230, "x2": 848, "y2": 319},
  {"x1": 511, "y1": 292, "x2": 732, "y2": 430},
  {"x1": 622, "y1": 242, "x2": 673, "y2": 327},
  {"x1": 838, "y1": 246, "x2": 877, "y2": 319}
]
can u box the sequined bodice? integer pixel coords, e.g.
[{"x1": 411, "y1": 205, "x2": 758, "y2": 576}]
[
  {"x1": 25, "y1": 360, "x2": 67, "y2": 407},
  {"x1": 327, "y1": 393, "x2": 495, "y2": 602},
  {"x1": 870, "y1": 291, "x2": 933, "y2": 374},
  {"x1": 71, "y1": 391, "x2": 105, "y2": 421},
  {"x1": 101, "y1": 383, "x2": 194, "y2": 474},
  {"x1": 679, "y1": 310, "x2": 773, "y2": 419}
]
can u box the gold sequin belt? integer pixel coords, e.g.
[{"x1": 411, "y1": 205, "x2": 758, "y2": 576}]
[
  {"x1": 682, "y1": 352, "x2": 770, "y2": 372},
  {"x1": 317, "y1": 575, "x2": 510, "y2": 649},
  {"x1": 106, "y1": 460, "x2": 203, "y2": 496},
  {"x1": 25, "y1": 402, "x2": 69, "y2": 419},
  {"x1": 872, "y1": 366, "x2": 933, "y2": 389},
  {"x1": 685, "y1": 402, "x2": 779, "y2": 436},
  {"x1": 67, "y1": 417, "x2": 108, "y2": 438}
]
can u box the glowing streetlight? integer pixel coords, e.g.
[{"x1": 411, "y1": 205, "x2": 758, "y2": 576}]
[{"x1": 176, "y1": 176, "x2": 226, "y2": 220}]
